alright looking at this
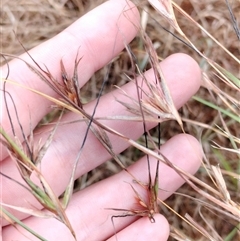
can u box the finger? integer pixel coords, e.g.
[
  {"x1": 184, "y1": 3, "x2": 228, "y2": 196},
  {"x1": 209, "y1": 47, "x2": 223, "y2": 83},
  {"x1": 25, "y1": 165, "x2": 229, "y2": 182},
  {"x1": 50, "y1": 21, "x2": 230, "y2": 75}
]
[
  {"x1": 107, "y1": 215, "x2": 169, "y2": 241},
  {"x1": 1, "y1": 0, "x2": 139, "y2": 159},
  {"x1": 3, "y1": 134, "x2": 201, "y2": 240},
  {"x1": 1, "y1": 53, "x2": 201, "y2": 225}
]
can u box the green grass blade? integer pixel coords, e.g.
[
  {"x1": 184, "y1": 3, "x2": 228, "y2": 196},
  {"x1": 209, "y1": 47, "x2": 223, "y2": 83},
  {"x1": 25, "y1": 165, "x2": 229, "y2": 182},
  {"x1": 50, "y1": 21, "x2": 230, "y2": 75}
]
[
  {"x1": 1, "y1": 207, "x2": 48, "y2": 241},
  {"x1": 224, "y1": 222, "x2": 240, "y2": 241},
  {"x1": 193, "y1": 96, "x2": 240, "y2": 123},
  {"x1": 215, "y1": 64, "x2": 240, "y2": 88}
]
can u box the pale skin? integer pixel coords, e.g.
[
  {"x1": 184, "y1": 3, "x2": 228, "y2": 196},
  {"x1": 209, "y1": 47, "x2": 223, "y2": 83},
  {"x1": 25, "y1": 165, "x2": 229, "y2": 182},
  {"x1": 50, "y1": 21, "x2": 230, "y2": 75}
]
[{"x1": 1, "y1": 0, "x2": 202, "y2": 240}]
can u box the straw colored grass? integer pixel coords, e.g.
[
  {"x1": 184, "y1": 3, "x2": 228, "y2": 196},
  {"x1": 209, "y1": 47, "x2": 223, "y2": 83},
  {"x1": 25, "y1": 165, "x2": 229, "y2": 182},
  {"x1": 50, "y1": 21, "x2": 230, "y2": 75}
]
[{"x1": 1, "y1": 0, "x2": 239, "y2": 240}]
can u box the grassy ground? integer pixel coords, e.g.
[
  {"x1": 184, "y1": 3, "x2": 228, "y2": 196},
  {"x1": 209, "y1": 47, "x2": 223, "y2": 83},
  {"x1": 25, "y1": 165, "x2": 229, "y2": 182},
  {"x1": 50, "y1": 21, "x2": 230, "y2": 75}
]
[{"x1": 1, "y1": 0, "x2": 239, "y2": 240}]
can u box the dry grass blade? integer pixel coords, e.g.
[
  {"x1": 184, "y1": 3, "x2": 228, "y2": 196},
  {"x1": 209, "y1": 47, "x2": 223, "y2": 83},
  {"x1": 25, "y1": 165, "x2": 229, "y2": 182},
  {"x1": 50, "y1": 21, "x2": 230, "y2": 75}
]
[
  {"x1": 185, "y1": 213, "x2": 221, "y2": 241},
  {"x1": 170, "y1": 226, "x2": 191, "y2": 241},
  {"x1": 88, "y1": 121, "x2": 140, "y2": 182},
  {"x1": 159, "y1": 151, "x2": 240, "y2": 216},
  {"x1": 34, "y1": 110, "x2": 64, "y2": 166},
  {"x1": 175, "y1": 191, "x2": 239, "y2": 222},
  {"x1": 201, "y1": 71, "x2": 239, "y2": 114},
  {"x1": 181, "y1": 117, "x2": 240, "y2": 143},
  {"x1": 173, "y1": 1, "x2": 239, "y2": 64},
  {"x1": 211, "y1": 165, "x2": 232, "y2": 203},
  {"x1": 198, "y1": 208, "x2": 224, "y2": 241},
  {"x1": 148, "y1": 0, "x2": 184, "y2": 35},
  {"x1": 159, "y1": 198, "x2": 212, "y2": 238},
  {"x1": 211, "y1": 141, "x2": 240, "y2": 154},
  {"x1": 1, "y1": 203, "x2": 56, "y2": 219}
]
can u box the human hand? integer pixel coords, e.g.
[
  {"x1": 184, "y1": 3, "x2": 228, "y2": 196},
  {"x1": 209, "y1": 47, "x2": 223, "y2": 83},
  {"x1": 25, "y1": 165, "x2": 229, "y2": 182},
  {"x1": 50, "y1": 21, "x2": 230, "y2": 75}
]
[{"x1": 1, "y1": 0, "x2": 202, "y2": 240}]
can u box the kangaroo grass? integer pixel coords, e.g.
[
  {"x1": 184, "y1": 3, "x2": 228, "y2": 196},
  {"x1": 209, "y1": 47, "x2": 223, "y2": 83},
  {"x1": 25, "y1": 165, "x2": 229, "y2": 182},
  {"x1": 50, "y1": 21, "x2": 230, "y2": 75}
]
[
  {"x1": 0, "y1": 79, "x2": 77, "y2": 237},
  {"x1": 0, "y1": 114, "x2": 76, "y2": 239},
  {"x1": 2, "y1": 22, "x2": 188, "y2": 240},
  {"x1": 1, "y1": 0, "x2": 239, "y2": 240},
  {"x1": 105, "y1": 30, "x2": 162, "y2": 240}
]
